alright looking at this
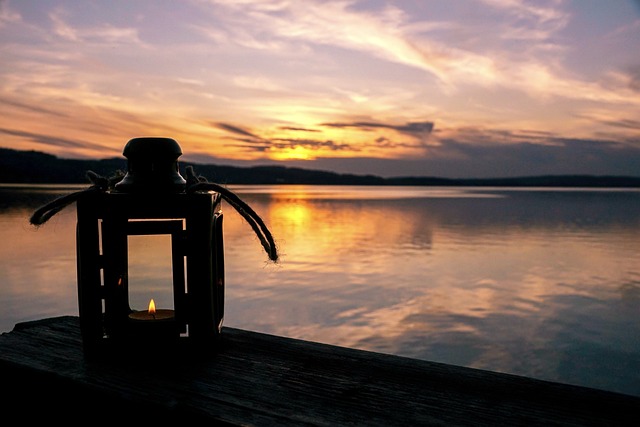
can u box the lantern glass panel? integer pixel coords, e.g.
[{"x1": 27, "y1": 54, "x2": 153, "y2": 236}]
[{"x1": 127, "y1": 234, "x2": 174, "y2": 311}]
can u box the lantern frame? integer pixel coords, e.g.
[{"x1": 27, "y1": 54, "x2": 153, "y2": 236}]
[{"x1": 76, "y1": 190, "x2": 224, "y2": 356}]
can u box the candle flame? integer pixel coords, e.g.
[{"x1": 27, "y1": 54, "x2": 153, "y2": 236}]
[{"x1": 148, "y1": 299, "x2": 156, "y2": 315}]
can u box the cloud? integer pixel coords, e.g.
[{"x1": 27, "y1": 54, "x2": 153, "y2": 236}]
[
  {"x1": 284, "y1": 134, "x2": 640, "y2": 178},
  {"x1": 427, "y1": 127, "x2": 640, "y2": 177},
  {"x1": 278, "y1": 126, "x2": 321, "y2": 133},
  {"x1": 271, "y1": 138, "x2": 352, "y2": 151},
  {"x1": 629, "y1": 65, "x2": 640, "y2": 92},
  {"x1": 233, "y1": 75, "x2": 285, "y2": 92},
  {"x1": 214, "y1": 118, "x2": 437, "y2": 157},
  {"x1": 201, "y1": 0, "x2": 639, "y2": 105},
  {"x1": 478, "y1": 0, "x2": 569, "y2": 32},
  {"x1": 211, "y1": 122, "x2": 279, "y2": 154},
  {"x1": 322, "y1": 120, "x2": 434, "y2": 142},
  {"x1": 49, "y1": 10, "x2": 146, "y2": 46},
  {"x1": 0, "y1": 98, "x2": 68, "y2": 118},
  {"x1": 600, "y1": 119, "x2": 640, "y2": 131},
  {"x1": 0, "y1": 1, "x2": 21, "y2": 27},
  {"x1": 214, "y1": 121, "x2": 352, "y2": 154},
  {"x1": 214, "y1": 122, "x2": 261, "y2": 139},
  {"x1": 175, "y1": 77, "x2": 206, "y2": 87},
  {"x1": 226, "y1": 140, "x2": 270, "y2": 152},
  {"x1": 439, "y1": 136, "x2": 639, "y2": 175},
  {"x1": 0, "y1": 127, "x2": 112, "y2": 151},
  {"x1": 435, "y1": 126, "x2": 555, "y2": 147},
  {"x1": 267, "y1": 122, "x2": 640, "y2": 178},
  {"x1": 203, "y1": 0, "x2": 498, "y2": 86}
]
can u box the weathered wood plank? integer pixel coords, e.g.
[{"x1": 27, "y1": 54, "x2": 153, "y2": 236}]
[{"x1": 1, "y1": 316, "x2": 638, "y2": 425}]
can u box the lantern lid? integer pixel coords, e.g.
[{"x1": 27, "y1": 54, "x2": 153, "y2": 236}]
[
  {"x1": 122, "y1": 137, "x2": 183, "y2": 158},
  {"x1": 114, "y1": 137, "x2": 187, "y2": 193}
]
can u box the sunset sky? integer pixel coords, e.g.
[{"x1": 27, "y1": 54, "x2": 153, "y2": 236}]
[{"x1": 1, "y1": 0, "x2": 639, "y2": 178}]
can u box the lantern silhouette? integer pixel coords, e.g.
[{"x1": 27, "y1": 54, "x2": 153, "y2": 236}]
[
  {"x1": 29, "y1": 136, "x2": 277, "y2": 357},
  {"x1": 75, "y1": 137, "x2": 225, "y2": 355}
]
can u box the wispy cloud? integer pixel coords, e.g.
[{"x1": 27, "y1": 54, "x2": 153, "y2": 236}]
[
  {"x1": 213, "y1": 118, "x2": 437, "y2": 158},
  {"x1": 322, "y1": 121, "x2": 434, "y2": 142},
  {"x1": 0, "y1": 98, "x2": 68, "y2": 118},
  {"x1": 278, "y1": 126, "x2": 321, "y2": 133},
  {"x1": 232, "y1": 75, "x2": 286, "y2": 92},
  {"x1": 203, "y1": 0, "x2": 499, "y2": 87},
  {"x1": 0, "y1": 127, "x2": 112, "y2": 151},
  {"x1": 478, "y1": 0, "x2": 569, "y2": 35},
  {"x1": 600, "y1": 119, "x2": 640, "y2": 131},
  {"x1": 214, "y1": 122, "x2": 261, "y2": 139},
  {"x1": 200, "y1": 0, "x2": 639, "y2": 105},
  {"x1": 214, "y1": 121, "x2": 352, "y2": 155},
  {"x1": 49, "y1": 9, "x2": 146, "y2": 46},
  {"x1": 272, "y1": 138, "x2": 352, "y2": 152},
  {"x1": 0, "y1": 1, "x2": 21, "y2": 27}
]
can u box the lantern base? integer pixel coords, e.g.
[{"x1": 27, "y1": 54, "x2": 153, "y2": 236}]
[{"x1": 125, "y1": 309, "x2": 180, "y2": 343}]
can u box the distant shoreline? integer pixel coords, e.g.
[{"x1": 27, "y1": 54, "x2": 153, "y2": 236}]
[{"x1": 2, "y1": 147, "x2": 640, "y2": 188}]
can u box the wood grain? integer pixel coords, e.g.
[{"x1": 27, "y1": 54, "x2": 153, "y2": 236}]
[{"x1": 1, "y1": 316, "x2": 637, "y2": 425}]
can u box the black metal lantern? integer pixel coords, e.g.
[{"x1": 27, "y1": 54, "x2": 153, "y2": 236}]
[
  {"x1": 76, "y1": 137, "x2": 225, "y2": 355},
  {"x1": 29, "y1": 136, "x2": 277, "y2": 357}
]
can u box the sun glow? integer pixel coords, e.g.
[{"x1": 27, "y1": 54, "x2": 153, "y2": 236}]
[{"x1": 271, "y1": 145, "x2": 314, "y2": 161}]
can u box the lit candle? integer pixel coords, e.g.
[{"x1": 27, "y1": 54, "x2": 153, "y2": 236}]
[
  {"x1": 127, "y1": 298, "x2": 178, "y2": 342},
  {"x1": 128, "y1": 298, "x2": 175, "y2": 321}
]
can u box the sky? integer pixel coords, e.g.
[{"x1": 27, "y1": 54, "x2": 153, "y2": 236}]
[{"x1": 1, "y1": 0, "x2": 639, "y2": 178}]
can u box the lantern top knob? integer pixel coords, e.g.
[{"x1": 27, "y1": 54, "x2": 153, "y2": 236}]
[
  {"x1": 122, "y1": 136, "x2": 183, "y2": 158},
  {"x1": 114, "y1": 137, "x2": 187, "y2": 193}
]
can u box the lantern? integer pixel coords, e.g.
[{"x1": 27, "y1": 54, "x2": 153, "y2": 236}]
[
  {"x1": 29, "y1": 136, "x2": 277, "y2": 357},
  {"x1": 75, "y1": 137, "x2": 225, "y2": 355}
]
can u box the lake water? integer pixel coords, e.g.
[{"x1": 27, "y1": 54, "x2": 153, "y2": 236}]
[{"x1": 1, "y1": 184, "x2": 639, "y2": 397}]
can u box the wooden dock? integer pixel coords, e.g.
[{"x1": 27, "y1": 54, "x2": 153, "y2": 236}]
[{"x1": 1, "y1": 316, "x2": 637, "y2": 425}]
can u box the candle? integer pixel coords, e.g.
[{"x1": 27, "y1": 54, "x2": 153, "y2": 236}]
[
  {"x1": 127, "y1": 299, "x2": 177, "y2": 341},
  {"x1": 128, "y1": 299, "x2": 175, "y2": 321},
  {"x1": 128, "y1": 309, "x2": 175, "y2": 321}
]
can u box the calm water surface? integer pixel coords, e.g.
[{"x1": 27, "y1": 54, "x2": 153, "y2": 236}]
[{"x1": 1, "y1": 184, "x2": 639, "y2": 397}]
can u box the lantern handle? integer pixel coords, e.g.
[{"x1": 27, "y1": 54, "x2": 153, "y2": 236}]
[
  {"x1": 185, "y1": 166, "x2": 278, "y2": 262},
  {"x1": 29, "y1": 171, "x2": 123, "y2": 226},
  {"x1": 29, "y1": 167, "x2": 279, "y2": 263}
]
